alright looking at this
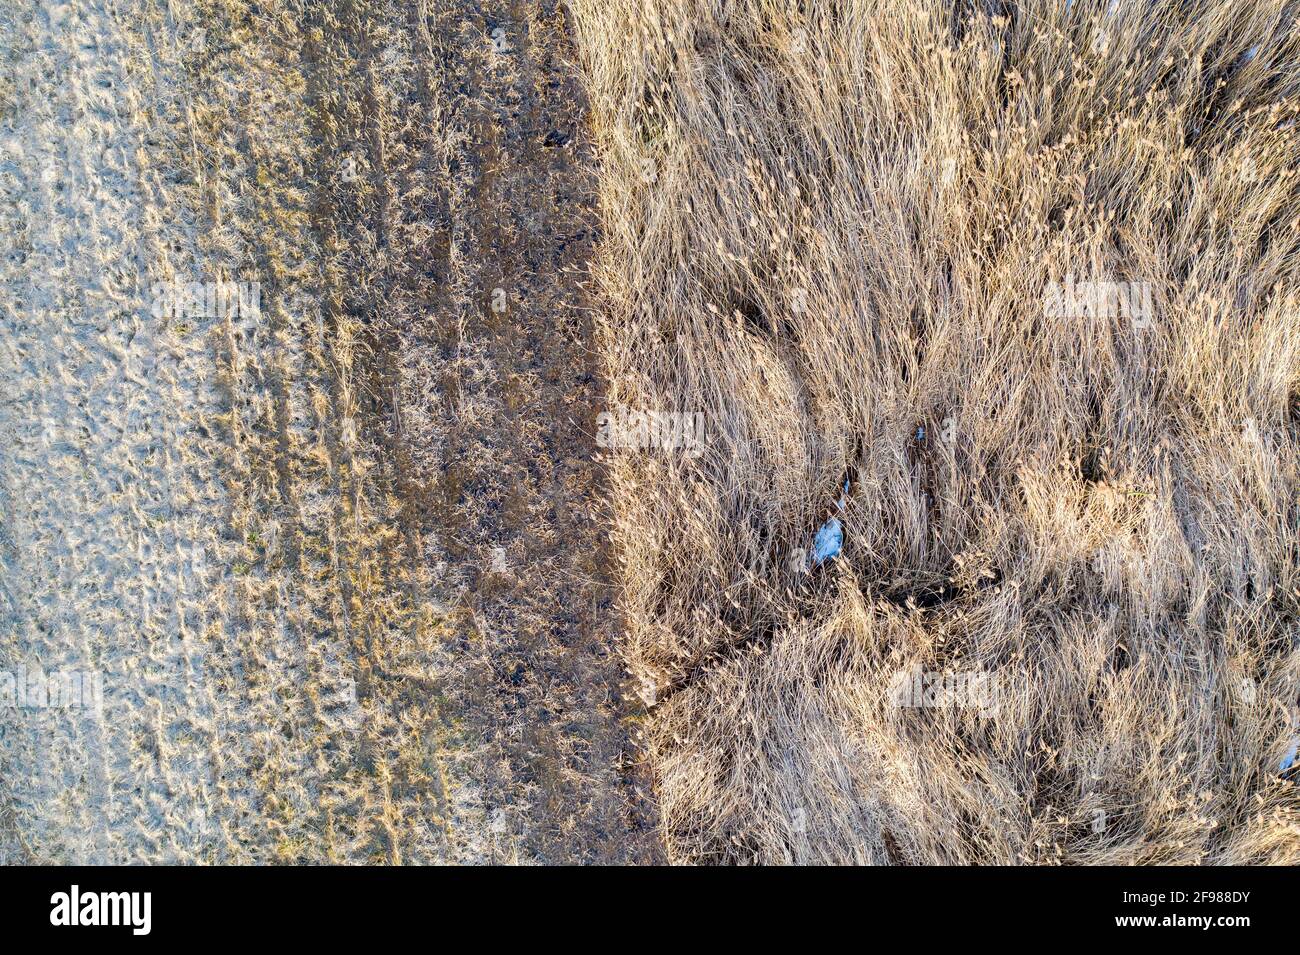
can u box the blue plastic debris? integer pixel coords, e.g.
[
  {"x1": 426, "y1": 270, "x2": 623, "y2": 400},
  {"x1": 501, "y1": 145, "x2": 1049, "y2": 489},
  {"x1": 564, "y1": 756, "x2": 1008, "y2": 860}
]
[
  {"x1": 807, "y1": 479, "x2": 850, "y2": 568},
  {"x1": 915, "y1": 425, "x2": 926, "y2": 443},
  {"x1": 1281, "y1": 737, "x2": 1298, "y2": 775},
  {"x1": 810, "y1": 515, "x2": 843, "y2": 566}
]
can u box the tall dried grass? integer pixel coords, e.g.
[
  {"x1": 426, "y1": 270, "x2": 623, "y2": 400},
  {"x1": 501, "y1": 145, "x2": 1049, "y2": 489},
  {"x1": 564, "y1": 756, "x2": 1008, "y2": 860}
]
[{"x1": 571, "y1": 0, "x2": 1300, "y2": 863}]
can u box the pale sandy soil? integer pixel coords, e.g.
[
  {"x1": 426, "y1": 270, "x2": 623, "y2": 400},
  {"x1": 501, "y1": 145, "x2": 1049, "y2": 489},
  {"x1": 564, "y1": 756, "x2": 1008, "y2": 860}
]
[{"x1": 0, "y1": 0, "x2": 231, "y2": 863}]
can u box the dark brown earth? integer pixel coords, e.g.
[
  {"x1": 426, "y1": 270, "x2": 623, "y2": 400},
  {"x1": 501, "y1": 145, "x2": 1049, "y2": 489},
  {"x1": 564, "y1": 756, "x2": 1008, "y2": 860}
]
[{"x1": 393, "y1": 0, "x2": 662, "y2": 863}]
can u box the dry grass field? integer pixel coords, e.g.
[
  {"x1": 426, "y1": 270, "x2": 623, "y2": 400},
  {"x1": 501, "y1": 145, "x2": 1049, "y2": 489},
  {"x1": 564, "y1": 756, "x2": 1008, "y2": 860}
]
[
  {"x1": 0, "y1": 0, "x2": 1297, "y2": 866},
  {"x1": 570, "y1": 0, "x2": 1300, "y2": 863}
]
